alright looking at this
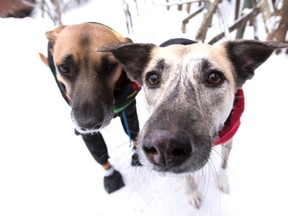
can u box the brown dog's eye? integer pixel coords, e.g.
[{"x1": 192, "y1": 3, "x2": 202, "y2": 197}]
[
  {"x1": 107, "y1": 62, "x2": 118, "y2": 72},
  {"x1": 206, "y1": 71, "x2": 224, "y2": 86},
  {"x1": 58, "y1": 64, "x2": 70, "y2": 74},
  {"x1": 146, "y1": 72, "x2": 160, "y2": 87}
]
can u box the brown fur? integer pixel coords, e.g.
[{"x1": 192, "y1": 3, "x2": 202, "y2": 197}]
[{"x1": 40, "y1": 22, "x2": 133, "y2": 133}]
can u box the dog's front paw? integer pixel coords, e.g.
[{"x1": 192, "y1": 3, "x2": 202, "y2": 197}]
[
  {"x1": 103, "y1": 170, "x2": 125, "y2": 193},
  {"x1": 185, "y1": 175, "x2": 202, "y2": 209},
  {"x1": 217, "y1": 168, "x2": 229, "y2": 193},
  {"x1": 188, "y1": 191, "x2": 202, "y2": 209}
]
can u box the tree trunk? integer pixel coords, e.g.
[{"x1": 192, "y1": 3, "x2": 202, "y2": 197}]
[
  {"x1": 234, "y1": 0, "x2": 241, "y2": 20},
  {"x1": 195, "y1": 0, "x2": 221, "y2": 42},
  {"x1": 266, "y1": 0, "x2": 288, "y2": 53},
  {"x1": 258, "y1": 0, "x2": 272, "y2": 34},
  {"x1": 235, "y1": 0, "x2": 253, "y2": 39},
  {"x1": 266, "y1": 0, "x2": 288, "y2": 42}
]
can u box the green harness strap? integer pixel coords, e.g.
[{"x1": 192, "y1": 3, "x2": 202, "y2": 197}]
[{"x1": 114, "y1": 82, "x2": 141, "y2": 114}]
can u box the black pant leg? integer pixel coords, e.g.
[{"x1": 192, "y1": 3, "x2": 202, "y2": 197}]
[
  {"x1": 81, "y1": 132, "x2": 109, "y2": 165},
  {"x1": 120, "y1": 99, "x2": 140, "y2": 141}
]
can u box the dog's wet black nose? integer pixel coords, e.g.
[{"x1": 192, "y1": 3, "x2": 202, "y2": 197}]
[{"x1": 142, "y1": 129, "x2": 192, "y2": 168}]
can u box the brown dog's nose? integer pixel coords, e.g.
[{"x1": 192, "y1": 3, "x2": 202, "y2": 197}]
[
  {"x1": 79, "y1": 121, "x2": 103, "y2": 132},
  {"x1": 142, "y1": 129, "x2": 192, "y2": 168},
  {"x1": 72, "y1": 104, "x2": 105, "y2": 132},
  {"x1": 74, "y1": 111, "x2": 104, "y2": 132}
]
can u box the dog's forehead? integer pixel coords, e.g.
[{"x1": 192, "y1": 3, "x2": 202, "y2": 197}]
[
  {"x1": 152, "y1": 43, "x2": 228, "y2": 64},
  {"x1": 147, "y1": 43, "x2": 234, "y2": 80},
  {"x1": 57, "y1": 23, "x2": 122, "y2": 44},
  {"x1": 53, "y1": 23, "x2": 123, "y2": 63}
]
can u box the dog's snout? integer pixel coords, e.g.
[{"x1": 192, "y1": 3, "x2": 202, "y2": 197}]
[
  {"x1": 142, "y1": 129, "x2": 192, "y2": 168},
  {"x1": 79, "y1": 121, "x2": 103, "y2": 132},
  {"x1": 73, "y1": 109, "x2": 105, "y2": 133},
  {"x1": 71, "y1": 100, "x2": 113, "y2": 133}
]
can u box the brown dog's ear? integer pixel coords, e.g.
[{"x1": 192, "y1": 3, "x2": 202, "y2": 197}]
[
  {"x1": 225, "y1": 40, "x2": 288, "y2": 87},
  {"x1": 120, "y1": 37, "x2": 133, "y2": 44},
  {"x1": 97, "y1": 43, "x2": 156, "y2": 85},
  {"x1": 39, "y1": 53, "x2": 48, "y2": 66},
  {"x1": 45, "y1": 25, "x2": 66, "y2": 43}
]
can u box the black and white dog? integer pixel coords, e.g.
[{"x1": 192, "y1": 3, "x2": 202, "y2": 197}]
[{"x1": 98, "y1": 38, "x2": 287, "y2": 207}]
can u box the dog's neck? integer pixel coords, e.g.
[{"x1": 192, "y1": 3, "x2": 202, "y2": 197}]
[
  {"x1": 113, "y1": 70, "x2": 141, "y2": 114},
  {"x1": 213, "y1": 89, "x2": 245, "y2": 146}
]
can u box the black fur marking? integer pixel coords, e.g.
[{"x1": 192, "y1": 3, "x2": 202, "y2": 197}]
[
  {"x1": 59, "y1": 54, "x2": 78, "y2": 81},
  {"x1": 47, "y1": 42, "x2": 70, "y2": 104},
  {"x1": 154, "y1": 58, "x2": 166, "y2": 72},
  {"x1": 79, "y1": 35, "x2": 90, "y2": 48},
  {"x1": 192, "y1": 59, "x2": 212, "y2": 82},
  {"x1": 99, "y1": 54, "x2": 118, "y2": 77},
  {"x1": 62, "y1": 54, "x2": 75, "y2": 66},
  {"x1": 199, "y1": 59, "x2": 213, "y2": 73}
]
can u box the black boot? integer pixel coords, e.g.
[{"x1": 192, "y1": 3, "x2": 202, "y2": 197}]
[{"x1": 103, "y1": 170, "x2": 125, "y2": 194}]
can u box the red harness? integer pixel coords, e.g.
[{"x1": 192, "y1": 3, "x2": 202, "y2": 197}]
[{"x1": 213, "y1": 89, "x2": 245, "y2": 146}]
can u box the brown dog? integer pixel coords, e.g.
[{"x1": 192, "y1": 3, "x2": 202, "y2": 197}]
[{"x1": 39, "y1": 22, "x2": 141, "y2": 193}]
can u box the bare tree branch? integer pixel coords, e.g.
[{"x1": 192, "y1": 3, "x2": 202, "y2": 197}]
[
  {"x1": 195, "y1": 0, "x2": 221, "y2": 42},
  {"x1": 182, "y1": 5, "x2": 205, "y2": 33},
  {"x1": 208, "y1": 5, "x2": 260, "y2": 44}
]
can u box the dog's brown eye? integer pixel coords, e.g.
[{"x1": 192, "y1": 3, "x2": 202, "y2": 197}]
[
  {"x1": 146, "y1": 72, "x2": 160, "y2": 87},
  {"x1": 206, "y1": 71, "x2": 224, "y2": 86},
  {"x1": 58, "y1": 64, "x2": 70, "y2": 74},
  {"x1": 107, "y1": 63, "x2": 118, "y2": 71}
]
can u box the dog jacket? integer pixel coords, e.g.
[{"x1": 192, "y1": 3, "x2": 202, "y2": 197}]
[{"x1": 114, "y1": 82, "x2": 141, "y2": 114}]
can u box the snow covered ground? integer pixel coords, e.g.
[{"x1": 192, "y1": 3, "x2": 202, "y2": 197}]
[{"x1": 1, "y1": 1, "x2": 288, "y2": 216}]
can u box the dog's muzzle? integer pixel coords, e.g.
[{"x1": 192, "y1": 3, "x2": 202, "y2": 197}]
[{"x1": 71, "y1": 102, "x2": 114, "y2": 134}]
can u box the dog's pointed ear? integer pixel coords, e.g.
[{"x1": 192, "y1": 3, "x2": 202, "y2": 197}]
[
  {"x1": 225, "y1": 40, "x2": 288, "y2": 87},
  {"x1": 46, "y1": 25, "x2": 66, "y2": 43},
  {"x1": 97, "y1": 43, "x2": 156, "y2": 85}
]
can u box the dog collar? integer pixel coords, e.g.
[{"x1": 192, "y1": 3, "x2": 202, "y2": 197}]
[
  {"x1": 213, "y1": 89, "x2": 245, "y2": 146},
  {"x1": 114, "y1": 82, "x2": 141, "y2": 114}
]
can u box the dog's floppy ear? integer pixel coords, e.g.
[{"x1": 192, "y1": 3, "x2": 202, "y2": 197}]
[
  {"x1": 97, "y1": 43, "x2": 156, "y2": 85},
  {"x1": 39, "y1": 26, "x2": 66, "y2": 67},
  {"x1": 45, "y1": 25, "x2": 66, "y2": 43},
  {"x1": 225, "y1": 40, "x2": 288, "y2": 87},
  {"x1": 120, "y1": 37, "x2": 133, "y2": 44},
  {"x1": 39, "y1": 52, "x2": 48, "y2": 66}
]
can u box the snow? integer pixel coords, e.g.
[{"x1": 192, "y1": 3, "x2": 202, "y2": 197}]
[{"x1": 0, "y1": 1, "x2": 288, "y2": 216}]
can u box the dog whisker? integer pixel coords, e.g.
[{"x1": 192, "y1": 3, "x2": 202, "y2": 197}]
[
  {"x1": 211, "y1": 147, "x2": 231, "y2": 170},
  {"x1": 220, "y1": 144, "x2": 232, "y2": 150},
  {"x1": 196, "y1": 164, "x2": 210, "y2": 199}
]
